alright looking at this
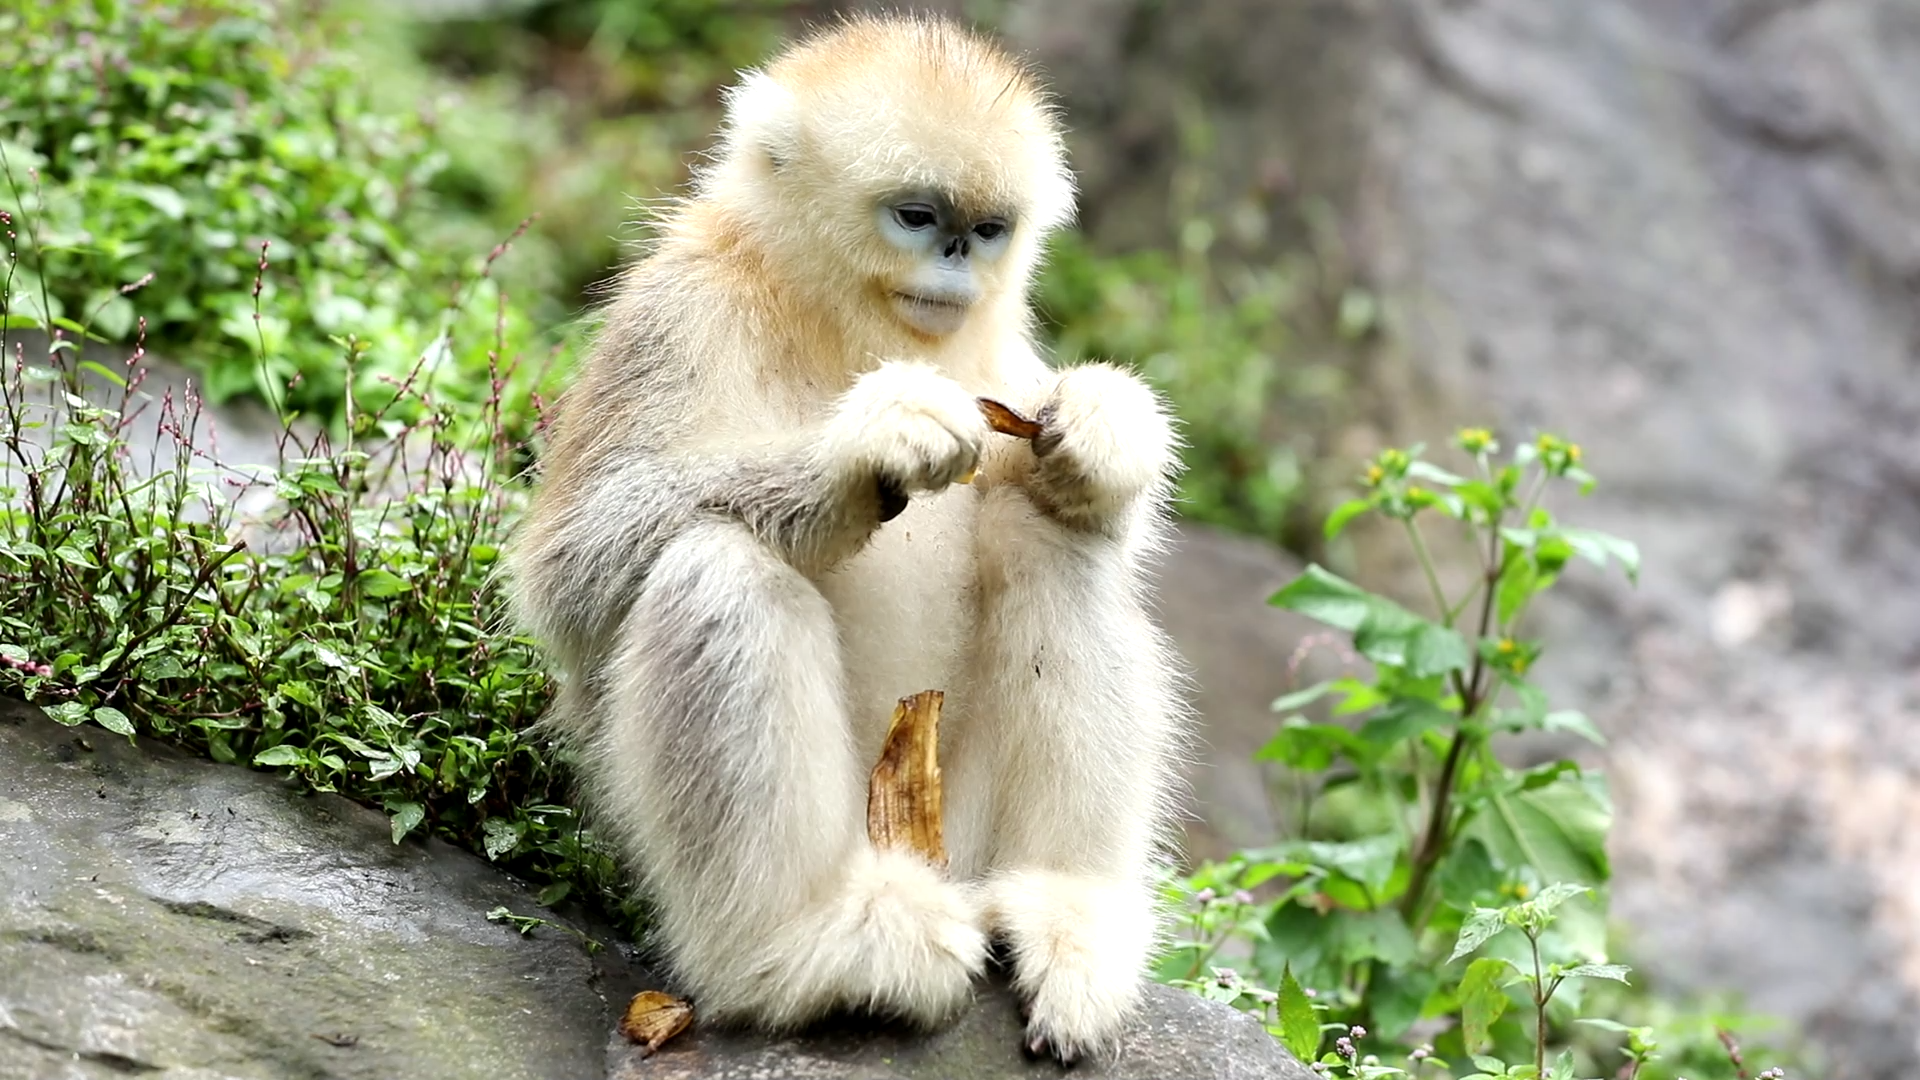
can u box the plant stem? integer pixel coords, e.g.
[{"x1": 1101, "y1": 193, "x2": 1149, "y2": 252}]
[
  {"x1": 1404, "y1": 596, "x2": 1499, "y2": 922},
  {"x1": 1404, "y1": 518, "x2": 1451, "y2": 625},
  {"x1": 1531, "y1": 930, "x2": 1547, "y2": 1079},
  {"x1": 1402, "y1": 494, "x2": 1510, "y2": 924}
]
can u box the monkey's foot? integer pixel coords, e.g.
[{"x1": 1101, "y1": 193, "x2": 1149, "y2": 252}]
[
  {"x1": 825, "y1": 847, "x2": 988, "y2": 1026},
  {"x1": 986, "y1": 870, "x2": 1150, "y2": 1067}
]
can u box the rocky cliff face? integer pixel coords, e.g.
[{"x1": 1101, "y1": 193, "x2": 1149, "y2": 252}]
[{"x1": 957, "y1": 0, "x2": 1920, "y2": 1074}]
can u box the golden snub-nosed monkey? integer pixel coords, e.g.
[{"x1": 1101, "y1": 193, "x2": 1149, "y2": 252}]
[{"x1": 504, "y1": 12, "x2": 1190, "y2": 1065}]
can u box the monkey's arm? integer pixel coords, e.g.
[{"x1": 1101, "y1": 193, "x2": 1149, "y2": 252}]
[
  {"x1": 958, "y1": 358, "x2": 1186, "y2": 1062},
  {"x1": 507, "y1": 361, "x2": 988, "y2": 667}
]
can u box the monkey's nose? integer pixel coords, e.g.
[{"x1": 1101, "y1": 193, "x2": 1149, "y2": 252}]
[{"x1": 942, "y1": 237, "x2": 969, "y2": 259}]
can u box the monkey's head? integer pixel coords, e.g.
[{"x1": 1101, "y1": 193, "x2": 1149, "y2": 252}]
[{"x1": 701, "y1": 14, "x2": 1076, "y2": 343}]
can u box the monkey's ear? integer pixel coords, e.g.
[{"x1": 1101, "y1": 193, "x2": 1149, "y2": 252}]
[{"x1": 720, "y1": 70, "x2": 803, "y2": 173}]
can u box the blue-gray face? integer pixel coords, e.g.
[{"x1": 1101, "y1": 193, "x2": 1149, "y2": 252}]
[{"x1": 875, "y1": 191, "x2": 1013, "y2": 337}]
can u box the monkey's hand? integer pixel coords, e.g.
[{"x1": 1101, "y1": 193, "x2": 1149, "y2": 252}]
[
  {"x1": 1023, "y1": 363, "x2": 1177, "y2": 529},
  {"x1": 826, "y1": 362, "x2": 989, "y2": 515}
]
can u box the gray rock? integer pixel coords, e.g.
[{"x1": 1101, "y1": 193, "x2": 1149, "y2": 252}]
[
  {"x1": 606, "y1": 981, "x2": 1315, "y2": 1080},
  {"x1": 1, "y1": 697, "x2": 1311, "y2": 1079},
  {"x1": 0, "y1": 695, "x2": 641, "y2": 1080}
]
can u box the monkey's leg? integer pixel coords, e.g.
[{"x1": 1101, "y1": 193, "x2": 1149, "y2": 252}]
[
  {"x1": 953, "y1": 363, "x2": 1185, "y2": 1064},
  {"x1": 596, "y1": 520, "x2": 987, "y2": 1032}
]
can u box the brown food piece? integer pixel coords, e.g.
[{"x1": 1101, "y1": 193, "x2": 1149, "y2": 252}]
[
  {"x1": 866, "y1": 689, "x2": 948, "y2": 869},
  {"x1": 977, "y1": 397, "x2": 1044, "y2": 440},
  {"x1": 618, "y1": 990, "x2": 695, "y2": 1056}
]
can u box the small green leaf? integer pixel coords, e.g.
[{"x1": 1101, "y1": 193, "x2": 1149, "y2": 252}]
[
  {"x1": 1559, "y1": 528, "x2": 1640, "y2": 583},
  {"x1": 91, "y1": 707, "x2": 135, "y2": 738},
  {"x1": 78, "y1": 360, "x2": 129, "y2": 389},
  {"x1": 1268, "y1": 565, "x2": 1373, "y2": 630},
  {"x1": 330, "y1": 734, "x2": 381, "y2": 758},
  {"x1": 1551, "y1": 1048, "x2": 1575, "y2": 1080},
  {"x1": 52, "y1": 545, "x2": 98, "y2": 568},
  {"x1": 1460, "y1": 959, "x2": 1513, "y2": 1054},
  {"x1": 1358, "y1": 699, "x2": 1455, "y2": 747},
  {"x1": 1470, "y1": 1055, "x2": 1508, "y2": 1076},
  {"x1": 1496, "y1": 554, "x2": 1539, "y2": 627},
  {"x1": 1468, "y1": 774, "x2": 1612, "y2": 885},
  {"x1": 482, "y1": 817, "x2": 522, "y2": 860},
  {"x1": 1515, "y1": 882, "x2": 1594, "y2": 929},
  {"x1": 356, "y1": 569, "x2": 410, "y2": 598},
  {"x1": 1295, "y1": 834, "x2": 1401, "y2": 895},
  {"x1": 388, "y1": 801, "x2": 425, "y2": 845},
  {"x1": 253, "y1": 744, "x2": 304, "y2": 768},
  {"x1": 1276, "y1": 965, "x2": 1320, "y2": 1064},
  {"x1": 1324, "y1": 498, "x2": 1373, "y2": 538},
  {"x1": 1560, "y1": 962, "x2": 1630, "y2": 984},
  {"x1": 1257, "y1": 719, "x2": 1372, "y2": 771},
  {"x1": 1406, "y1": 461, "x2": 1466, "y2": 486},
  {"x1": 1355, "y1": 613, "x2": 1471, "y2": 678},
  {"x1": 44, "y1": 702, "x2": 90, "y2": 727},
  {"x1": 1455, "y1": 480, "x2": 1507, "y2": 519},
  {"x1": 1270, "y1": 681, "x2": 1335, "y2": 713},
  {"x1": 141, "y1": 654, "x2": 190, "y2": 680},
  {"x1": 1449, "y1": 907, "x2": 1508, "y2": 961}
]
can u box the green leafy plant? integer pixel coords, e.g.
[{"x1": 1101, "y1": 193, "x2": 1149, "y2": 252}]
[
  {"x1": 0, "y1": 180, "x2": 633, "y2": 931},
  {"x1": 1156, "y1": 432, "x2": 1806, "y2": 1078}
]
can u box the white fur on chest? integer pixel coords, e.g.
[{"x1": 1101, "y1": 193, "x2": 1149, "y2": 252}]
[{"x1": 812, "y1": 485, "x2": 979, "y2": 751}]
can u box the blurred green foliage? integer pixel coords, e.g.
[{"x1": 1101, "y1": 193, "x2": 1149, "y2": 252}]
[
  {"x1": 2, "y1": 0, "x2": 1341, "y2": 542},
  {"x1": 0, "y1": 0, "x2": 562, "y2": 423}
]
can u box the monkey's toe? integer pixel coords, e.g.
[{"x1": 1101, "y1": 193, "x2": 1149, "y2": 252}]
[{"x1": 1020, "y1": 1025, "x2": 1081, "y2": 1069}]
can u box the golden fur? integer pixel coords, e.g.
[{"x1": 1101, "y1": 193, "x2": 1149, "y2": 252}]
[{"x1": 504, "y1": 12, "x2": 1189, "y2": 1064}]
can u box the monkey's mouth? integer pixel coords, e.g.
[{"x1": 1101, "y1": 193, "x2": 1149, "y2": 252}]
[{"x1": 889, "y1": 291, "x2": 972, "y2": 337}]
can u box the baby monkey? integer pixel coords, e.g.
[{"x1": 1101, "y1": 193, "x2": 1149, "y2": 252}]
[{"x1": 505, "y1": 12, "x2": 1188, "y2": 1065}]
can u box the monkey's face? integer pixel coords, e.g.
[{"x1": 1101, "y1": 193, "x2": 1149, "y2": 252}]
[{"x1": 872, "y1": 189, "x2": 1014, "y2": 338}]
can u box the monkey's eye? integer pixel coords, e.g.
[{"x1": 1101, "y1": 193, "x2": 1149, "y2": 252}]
[
  {"x1": 972, "y1": 220, "x2": 1008, "y2": 241},
  {"x1": 892, "y1": 205, "x2": 938, "y2": 231}
]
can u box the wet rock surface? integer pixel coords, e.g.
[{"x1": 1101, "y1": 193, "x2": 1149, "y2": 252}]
[
  {"x1": 0, "y1": 694, "x2": 641, "y2": 1080},
  {"x1": 606, "y1": 980, "x2": 1314, "y2": 1080},
  {"x1": 1, "y1": 697, "x2": 1310, "y2": 1079}
]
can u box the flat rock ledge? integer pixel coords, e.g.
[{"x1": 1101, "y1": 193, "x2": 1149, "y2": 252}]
[
  {"x1": 1, "y1": 697, "x2": 1311, "y2": 1079},
  {"x1": 607, "y1": 979, "x2": 1315, "y2": 1080}
]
